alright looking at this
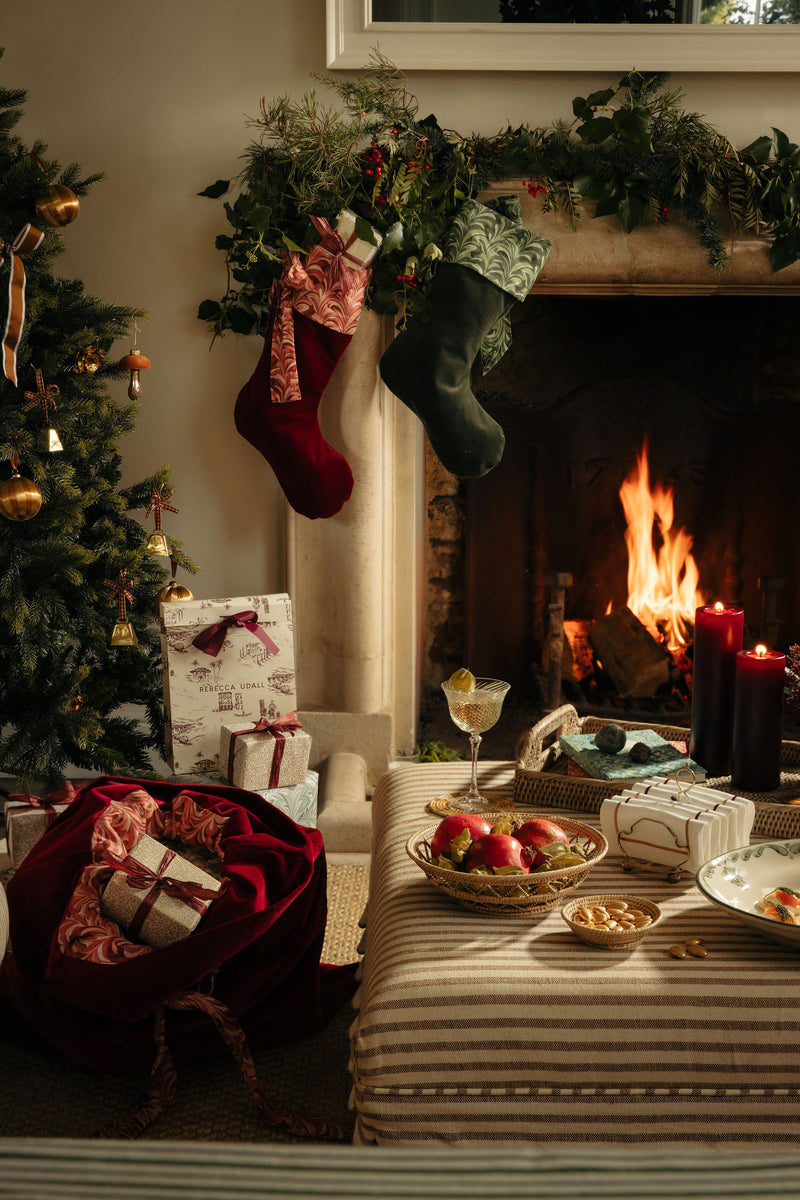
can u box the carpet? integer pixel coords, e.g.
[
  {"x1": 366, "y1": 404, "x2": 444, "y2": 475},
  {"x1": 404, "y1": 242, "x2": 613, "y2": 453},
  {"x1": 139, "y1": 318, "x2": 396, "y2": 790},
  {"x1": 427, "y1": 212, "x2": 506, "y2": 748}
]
[{"x1": 0, "y1": 862, "x2": 369, "y2": 1144}]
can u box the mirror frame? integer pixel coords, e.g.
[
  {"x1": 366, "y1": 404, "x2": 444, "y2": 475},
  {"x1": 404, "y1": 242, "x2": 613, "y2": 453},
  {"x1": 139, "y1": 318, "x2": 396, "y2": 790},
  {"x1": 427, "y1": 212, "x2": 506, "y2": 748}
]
[{"x1": 326, "y1": 0, "x2": 800, "y2": 71}]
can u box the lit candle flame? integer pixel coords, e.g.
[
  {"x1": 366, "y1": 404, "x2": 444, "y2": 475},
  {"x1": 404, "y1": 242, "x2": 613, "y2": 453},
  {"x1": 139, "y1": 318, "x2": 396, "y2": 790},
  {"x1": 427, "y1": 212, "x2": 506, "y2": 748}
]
[
  {"x1": 714, "y1": 601, "x2": 724, "y2": 613},
  {"x1": 755, "y1": 644, "x2": 768, "y2": 657}
]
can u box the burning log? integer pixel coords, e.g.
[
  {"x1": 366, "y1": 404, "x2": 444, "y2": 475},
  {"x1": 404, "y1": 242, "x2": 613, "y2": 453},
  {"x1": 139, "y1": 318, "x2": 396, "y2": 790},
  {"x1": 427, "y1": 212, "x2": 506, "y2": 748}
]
[{"x1": 588, "y1": 605, "x2": 671, "y2": 698}]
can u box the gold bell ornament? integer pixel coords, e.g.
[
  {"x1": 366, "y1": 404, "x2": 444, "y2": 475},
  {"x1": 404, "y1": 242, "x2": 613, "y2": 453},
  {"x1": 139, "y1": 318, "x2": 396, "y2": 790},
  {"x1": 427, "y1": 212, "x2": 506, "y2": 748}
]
[
  {"x1": 34, "y1": 182, "x2": 80, "y2": 228},
  {"x1": 154, "y1": 557, "x2": 194, "y2": 612},
  {"x1": 23, "y1": 367, "x2": 62, "y2": 452},
  {"x1": 0, "y1": 451, "x2": 42, "y2": 521},
  {"x1": 145, "y1": 484, "x2": 178, "y2": 557},
  {"x1": 106, "y1": 569, "x2": 138, "y2": 646}
]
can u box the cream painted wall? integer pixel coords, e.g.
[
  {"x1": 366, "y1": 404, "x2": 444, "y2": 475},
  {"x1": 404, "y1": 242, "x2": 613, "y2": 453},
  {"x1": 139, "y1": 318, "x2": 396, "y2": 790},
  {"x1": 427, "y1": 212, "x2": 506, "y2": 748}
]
[{"x1": 2, "y1": 1, "x2": 798, "y2": 600}]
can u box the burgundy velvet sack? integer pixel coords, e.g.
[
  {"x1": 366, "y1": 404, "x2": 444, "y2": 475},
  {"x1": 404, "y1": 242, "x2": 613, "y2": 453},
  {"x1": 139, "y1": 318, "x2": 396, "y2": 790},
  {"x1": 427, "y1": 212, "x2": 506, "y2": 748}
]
[{"x1": 1, "y1": 776, "x2": 357, "y2": 1081}]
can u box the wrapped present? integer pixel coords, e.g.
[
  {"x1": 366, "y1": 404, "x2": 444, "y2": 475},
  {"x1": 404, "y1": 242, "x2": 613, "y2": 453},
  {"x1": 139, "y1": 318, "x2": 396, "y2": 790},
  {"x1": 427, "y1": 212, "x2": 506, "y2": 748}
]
[
  {"x1": 160, "y1": 593, "x2": 296, "y2": 774},
  {"x1": 254, "y1": 770, "x2": 319, "y2": 829},
  {"x1": 221, "y1": 713, "x2": 310, "y2": 791},
  {"x1": 4, "y1": 783, "x2": 80, "y2": 868},
  {"x1": 101, "y1": 832, "x2": 223, "y2": 949}
]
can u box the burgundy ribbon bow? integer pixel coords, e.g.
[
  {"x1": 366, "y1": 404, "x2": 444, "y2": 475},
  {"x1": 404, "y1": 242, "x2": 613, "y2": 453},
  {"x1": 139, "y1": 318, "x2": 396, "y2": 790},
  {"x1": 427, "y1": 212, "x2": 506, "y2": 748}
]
[
  {"x1": 309, "y1": 215, "x2": 363, "y2": 288},
  {"x1": 1, "y1": 224, "x2": 45, "y2": 386},
  {"x1": 192, "y1": 609, "x2": 279, "y2": 658},
  {"x1": 226, "y1": 712, "x2": 302, "y2": 787},
  {"x1": 23, "y1": 366, "x2": 60, "y2": 422},
  {"x1": 108, "y1": 846, "x2": 220, "y2": 940}
]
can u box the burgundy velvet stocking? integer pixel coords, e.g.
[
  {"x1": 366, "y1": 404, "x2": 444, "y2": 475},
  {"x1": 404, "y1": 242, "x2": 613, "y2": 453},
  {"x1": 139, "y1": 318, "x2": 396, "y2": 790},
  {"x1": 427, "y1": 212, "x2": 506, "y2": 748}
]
[{"x1": 235, "y1": 309, "x2": 354, "y2": 520}]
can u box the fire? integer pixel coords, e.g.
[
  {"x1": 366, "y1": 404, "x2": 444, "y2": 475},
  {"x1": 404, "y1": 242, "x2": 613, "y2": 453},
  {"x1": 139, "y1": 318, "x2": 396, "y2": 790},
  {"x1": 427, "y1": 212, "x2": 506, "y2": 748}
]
[{"x1": 617, "y1": 440, "x2": 705, "y2": 650}]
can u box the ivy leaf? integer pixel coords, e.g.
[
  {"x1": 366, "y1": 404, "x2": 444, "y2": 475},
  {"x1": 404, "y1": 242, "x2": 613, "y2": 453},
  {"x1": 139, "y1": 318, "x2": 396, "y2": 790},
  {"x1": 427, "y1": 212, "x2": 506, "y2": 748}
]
[
  {"x1": 612, "y1": 108, "x2": 652, "y2": 156},
  {"x1": 214, "y1": 234, "x2": 234, "y2": 251},
  {"x1": 593, "y1": 195, "x2": 620, "y2": 219},
  {"x1": 198, "y1": 179, "x2": 230, "y2": 199},
  {"x1": 227, "y1": 305, "x2": 256, "y2": 335},
  {"x1": 584, "y1": 87, "x2": 616, "y2": 110},
  {"x1": 577, "y1": 116, "x2": 615, "y2": 145},
  {"x1": 197, "y1": 299, "x2": 222, "y2": 321},
  {"x1": 249, "y1": 205, "x2": 272, "y2": 235},
  {"x1": 740, "y1": 135, "x2": 772, "y2": 164},
  {"x1": 574, "y1": 173, "x2": 608, "y2": 201},
  {"x1": 280, "y1": 232, "x2": 305, "y2": 253},
  {"x1": 617, "y1": 192, "x2": 646, "y2": 232},
  {"x1": 770, "y1": 223, "x2": 800, "y2": 272}
]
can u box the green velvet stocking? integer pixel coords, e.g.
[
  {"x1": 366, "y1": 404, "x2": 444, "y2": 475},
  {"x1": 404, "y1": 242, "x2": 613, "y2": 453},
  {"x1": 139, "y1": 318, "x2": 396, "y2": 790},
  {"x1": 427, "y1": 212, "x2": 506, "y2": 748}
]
[{"x1": 380, "y1": 199, "x2": 551, "y2": 479}]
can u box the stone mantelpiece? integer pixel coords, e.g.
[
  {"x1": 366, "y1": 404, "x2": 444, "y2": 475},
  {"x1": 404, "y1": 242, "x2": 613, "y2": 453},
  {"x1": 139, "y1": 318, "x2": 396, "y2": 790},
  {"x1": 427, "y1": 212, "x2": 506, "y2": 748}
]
[{"x1": 287, "y1": 184, "x2": 800, "y2": 803}]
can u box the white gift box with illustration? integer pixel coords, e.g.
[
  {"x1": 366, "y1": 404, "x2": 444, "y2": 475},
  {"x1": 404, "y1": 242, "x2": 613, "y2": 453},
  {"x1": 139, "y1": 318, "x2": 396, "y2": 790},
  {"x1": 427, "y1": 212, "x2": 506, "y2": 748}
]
[{"x1": 160, "y1": 593, "x2": 296, "y2": 775}]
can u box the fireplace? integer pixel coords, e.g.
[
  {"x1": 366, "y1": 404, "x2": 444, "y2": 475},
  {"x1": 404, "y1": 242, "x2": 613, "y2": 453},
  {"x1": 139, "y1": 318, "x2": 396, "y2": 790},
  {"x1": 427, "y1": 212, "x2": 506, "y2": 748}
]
[{"x1": 287, "y1": 185, "x2": 800, "y2": 780}]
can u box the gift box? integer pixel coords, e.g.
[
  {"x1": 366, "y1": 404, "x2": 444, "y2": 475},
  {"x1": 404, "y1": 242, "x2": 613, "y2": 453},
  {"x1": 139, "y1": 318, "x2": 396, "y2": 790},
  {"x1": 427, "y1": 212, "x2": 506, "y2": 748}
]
[
  {"x1": 220, "y1": 714, "x2": 311, "y2": 791},
  {"x1": 160, "y1": 593, "x2": 296, "y2": 775},
  {"x1": 101, "y1": 832, "x2": 223, "y2": 949},
  {"x1": 4, "y1": 786, "x2": 78, "y2": 868},
  {"x1": 254, "y1": 770, "x2": 318, "y2": 829},
  {"x1": 332, "y1": 207, "x2": 383, "y2": 269}
]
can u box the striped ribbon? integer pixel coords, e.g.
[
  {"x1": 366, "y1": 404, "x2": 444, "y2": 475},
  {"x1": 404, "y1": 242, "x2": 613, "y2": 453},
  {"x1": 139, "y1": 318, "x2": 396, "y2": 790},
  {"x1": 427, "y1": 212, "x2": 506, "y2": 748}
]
[{"x1": 1, "y1": 224, "x2": 45, "y2": 386}]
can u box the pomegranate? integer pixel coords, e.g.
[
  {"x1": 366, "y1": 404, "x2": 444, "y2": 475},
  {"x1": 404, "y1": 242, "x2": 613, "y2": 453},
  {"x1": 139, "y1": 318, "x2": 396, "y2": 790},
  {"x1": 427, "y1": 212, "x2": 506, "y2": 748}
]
[
  {"x1": 430, "y1": 813, "x2": 492, "y2": 863},
  {"x1": 515, "y1": 818, "x2": 570, "y2": 867},
  {"x1": 465, "y1": 833, "x2": 530, "y2": 875}
]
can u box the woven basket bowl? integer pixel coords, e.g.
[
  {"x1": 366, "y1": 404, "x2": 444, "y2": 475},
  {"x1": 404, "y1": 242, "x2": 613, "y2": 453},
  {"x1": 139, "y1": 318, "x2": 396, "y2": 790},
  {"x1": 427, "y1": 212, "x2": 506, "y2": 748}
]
[
  {"x1": 406, "y1": 812, "x2": 608, "y2": 916},
  {"x1": 561, "y1": 893, "x2": 662, "y2": 949}
]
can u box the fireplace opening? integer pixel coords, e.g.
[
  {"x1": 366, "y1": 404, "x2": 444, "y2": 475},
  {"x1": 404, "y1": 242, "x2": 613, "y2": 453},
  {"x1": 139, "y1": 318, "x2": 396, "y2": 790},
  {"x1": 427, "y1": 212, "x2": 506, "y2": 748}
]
[{"x1": 418, "y1": 293, "x2": 800, "y2": 759}]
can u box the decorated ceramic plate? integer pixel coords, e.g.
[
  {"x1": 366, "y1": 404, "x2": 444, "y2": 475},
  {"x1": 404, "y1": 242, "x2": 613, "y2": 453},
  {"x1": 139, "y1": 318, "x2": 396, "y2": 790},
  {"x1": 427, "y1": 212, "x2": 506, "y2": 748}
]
[{"x1": 696, "y1": 840, "x2": 800, "y2": 948}]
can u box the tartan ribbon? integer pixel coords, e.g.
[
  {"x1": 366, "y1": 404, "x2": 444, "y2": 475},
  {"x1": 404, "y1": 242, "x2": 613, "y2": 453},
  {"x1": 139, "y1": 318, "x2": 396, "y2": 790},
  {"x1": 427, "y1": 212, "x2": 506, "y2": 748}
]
[
  {"x1": 191, "y1": 609, "x2": 280, "y2": 657},
  {"x1": 106, "y1": 845, "x2": 220, "y2": 940},
  {"x1": 145, "y1": 485, "x2": 179, "y2": 531},
  {"x1": 23, "y1": 366, "x2": 60, "y2": 421},
  {"x1": 105, "y1": 569, "x2": 134, "y2": 620},
  {"x1": 226, "y1": 712, "x2": 301, "y2": 786},
  {"x1": 1, "y1": 224, "x2": 45, "y2": 386}
]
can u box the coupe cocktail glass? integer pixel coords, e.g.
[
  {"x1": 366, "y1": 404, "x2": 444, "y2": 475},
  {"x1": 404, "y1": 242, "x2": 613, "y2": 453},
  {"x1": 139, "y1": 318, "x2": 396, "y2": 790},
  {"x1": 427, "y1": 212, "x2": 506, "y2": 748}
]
[{"x1": 441, "y1": 677, "x2": 510, "y2": 813}]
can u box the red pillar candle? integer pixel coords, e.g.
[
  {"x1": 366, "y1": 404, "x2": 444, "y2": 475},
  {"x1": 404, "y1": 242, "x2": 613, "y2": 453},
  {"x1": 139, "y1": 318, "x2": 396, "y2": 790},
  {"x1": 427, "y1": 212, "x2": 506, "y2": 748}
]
[
  {"x1": 732, "y1": 645, "x2": 786, "y2": 792},
  {"x1": 689, "y1": 603, "x2": 744, "y2": 777}
]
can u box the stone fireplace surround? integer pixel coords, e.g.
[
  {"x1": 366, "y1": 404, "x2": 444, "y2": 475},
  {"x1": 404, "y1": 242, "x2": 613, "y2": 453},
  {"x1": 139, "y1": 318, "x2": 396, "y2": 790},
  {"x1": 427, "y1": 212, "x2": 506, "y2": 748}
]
[{"x1": 288, "y1": 183, "x2": 800, "y2": 847}]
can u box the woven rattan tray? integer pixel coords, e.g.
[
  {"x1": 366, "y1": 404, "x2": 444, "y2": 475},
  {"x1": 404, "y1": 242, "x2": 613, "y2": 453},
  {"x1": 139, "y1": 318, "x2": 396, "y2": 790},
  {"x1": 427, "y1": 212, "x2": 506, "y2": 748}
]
[{"x1": 514, "y1": 705, "x2": 800, "y2": 841}]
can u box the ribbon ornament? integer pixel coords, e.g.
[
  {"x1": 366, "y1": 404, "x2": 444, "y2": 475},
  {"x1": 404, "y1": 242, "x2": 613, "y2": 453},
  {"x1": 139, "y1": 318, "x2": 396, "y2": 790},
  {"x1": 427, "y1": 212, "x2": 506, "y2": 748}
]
[
  {"x1": 146, "y1": 484, "x2": 179, "y2": 532},
  {"x1": 226, "y1": 712, "x2": 302, "y2": 787},
  {"x1": 23, "y1": 366, "x2": 60, "y2": 422},
  {"x1": 191, "y1": 609, "x2": 280, "y2": 658},
  {"x1": 1, "y1": 224, "x2": 45, "y2": 387}
]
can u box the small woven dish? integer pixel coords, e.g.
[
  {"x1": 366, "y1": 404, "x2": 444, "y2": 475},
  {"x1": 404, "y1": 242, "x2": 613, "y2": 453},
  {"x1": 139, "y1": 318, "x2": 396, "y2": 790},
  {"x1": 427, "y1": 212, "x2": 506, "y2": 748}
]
[
  {"x1": 561, "y1": 893, "x2": 662, "y2": 949},
  {"x1": 406, "y1": 813, "x2": 607, "y2": 916}
]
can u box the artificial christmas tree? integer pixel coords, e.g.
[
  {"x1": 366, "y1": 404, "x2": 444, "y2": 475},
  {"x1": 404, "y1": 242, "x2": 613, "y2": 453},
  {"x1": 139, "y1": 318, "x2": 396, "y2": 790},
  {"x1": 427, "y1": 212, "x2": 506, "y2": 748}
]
[{"x1": 0, "y1": 54, "x2": 197, "y2": 790}]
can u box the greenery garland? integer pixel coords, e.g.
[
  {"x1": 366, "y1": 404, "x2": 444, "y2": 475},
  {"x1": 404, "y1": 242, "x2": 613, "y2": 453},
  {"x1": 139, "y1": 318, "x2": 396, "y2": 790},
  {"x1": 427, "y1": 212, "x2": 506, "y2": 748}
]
[{"x1": 199, "y1": 53, "x2": 800, "y2": 339}]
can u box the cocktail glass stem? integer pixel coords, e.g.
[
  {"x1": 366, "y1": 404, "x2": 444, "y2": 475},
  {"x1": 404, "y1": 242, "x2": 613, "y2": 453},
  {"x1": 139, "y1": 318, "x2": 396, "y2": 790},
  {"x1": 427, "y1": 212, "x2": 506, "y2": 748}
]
[{"x1": 465, "y1": 732, "x2": 482, "y2": 804}]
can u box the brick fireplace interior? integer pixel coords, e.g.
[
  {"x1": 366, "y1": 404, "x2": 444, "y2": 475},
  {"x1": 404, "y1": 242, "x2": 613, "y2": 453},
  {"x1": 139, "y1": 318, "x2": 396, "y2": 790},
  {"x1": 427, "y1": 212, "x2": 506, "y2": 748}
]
[{"x1": 419, "y1": 291, "x2": 800, "y2": 760}]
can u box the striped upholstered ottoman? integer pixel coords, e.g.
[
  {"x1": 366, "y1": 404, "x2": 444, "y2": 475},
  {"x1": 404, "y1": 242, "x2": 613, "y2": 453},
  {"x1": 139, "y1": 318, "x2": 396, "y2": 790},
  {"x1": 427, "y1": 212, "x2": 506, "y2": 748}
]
[{"x1": 349, "y1": 760, "x2": 800, "y2": 1147}]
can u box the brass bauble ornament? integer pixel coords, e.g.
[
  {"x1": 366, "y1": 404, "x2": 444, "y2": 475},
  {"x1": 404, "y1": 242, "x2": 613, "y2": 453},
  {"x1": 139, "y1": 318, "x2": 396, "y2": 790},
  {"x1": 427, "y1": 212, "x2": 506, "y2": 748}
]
[
  {"x1": 154, "y1": 580, "x2": 194, "y2": 613},
  {"x1": 75, "y1": 345, "x2": 106, "y2": 374},
  {"x1": 35, "y1": 183, "x2": 80, "y2": 227},
  {"x1": 0, "y1": 471, "x2": 42, "y2": 521}
]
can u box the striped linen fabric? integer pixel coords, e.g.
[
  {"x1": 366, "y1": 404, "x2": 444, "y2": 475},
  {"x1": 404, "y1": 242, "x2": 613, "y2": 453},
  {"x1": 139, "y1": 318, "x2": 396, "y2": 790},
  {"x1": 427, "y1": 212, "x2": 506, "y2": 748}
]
[
  {"x1": 3, "y1": 1138, "x2": 800, "y2": 1199},
  {"x1": 350, "y1": 761, "x2": 800, "y2": 1148}
]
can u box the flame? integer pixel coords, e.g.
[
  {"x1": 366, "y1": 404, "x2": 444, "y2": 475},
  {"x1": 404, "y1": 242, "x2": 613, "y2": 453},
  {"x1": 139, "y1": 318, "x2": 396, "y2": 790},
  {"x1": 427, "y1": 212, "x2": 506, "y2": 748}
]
[{"x1": 618, "y1": 440, "x2": 705, "y2": 650}]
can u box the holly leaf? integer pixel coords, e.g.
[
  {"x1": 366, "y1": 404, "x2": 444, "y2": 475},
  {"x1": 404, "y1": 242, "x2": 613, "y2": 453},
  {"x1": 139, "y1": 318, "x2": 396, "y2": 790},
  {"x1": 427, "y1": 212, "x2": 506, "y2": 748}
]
[
  {"x1": 593, "y1": 195, "x2": 620, "y2": 219},
  {"x1": 381, "y1": 221, "x2": 405, "y2": 254},
  {"x1": 198, "y1": 179, "x2": 230, "y2": 199},
  {"x1": 740, "y1": 135, "x2": 773, "y2": 164},
  {"x1": 354, "y1": 215, "x2": 378, "y2": 246},
  {"x1": 574, "y1": 173, "x2": 607, "y2": 201}
]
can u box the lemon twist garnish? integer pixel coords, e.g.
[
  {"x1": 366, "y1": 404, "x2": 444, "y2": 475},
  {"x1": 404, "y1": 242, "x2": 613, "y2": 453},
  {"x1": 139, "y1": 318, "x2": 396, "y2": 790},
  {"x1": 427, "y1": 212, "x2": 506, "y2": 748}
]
[{"x1": 448, "y1": 667, "x2": 475, "y2": 692}]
